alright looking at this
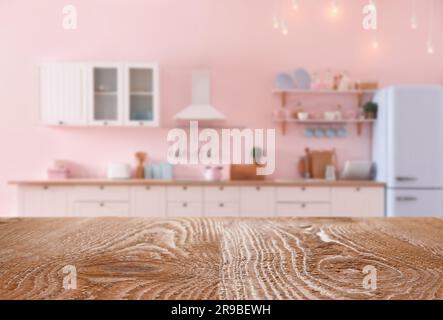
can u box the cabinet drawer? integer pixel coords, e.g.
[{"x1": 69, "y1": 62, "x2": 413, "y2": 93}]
[
  {"x1": 276, "y1": 203, "x2": 330, "y2": 217},
  {"x1": 240, "y1": 186, "x2": 275, "y2": 217},
  {"x1": 167, "y1": 202, "x2": 203, "y2": 217},
  {"x1": 204, "y1": 202, "x2": 239, "y2": 217},
  {"x1": 72, "y1": 186, "x2": 129, "y2": 201},
  {"x1": 277, "y1": 187, "x2": 330, "y2": 202},
  {"x1": 204, "y1": 186, "x2": 239, "y2": 202},
  {"x1": 331, "y1": 187, "x2": 384, "y2": 217},
  {"x1": 73, "y1": 201, "x2": 129, "y2": 217},
  {"x1": 167, "y1": 186, "x2": 202, "y2": 202},
  {"x1": 130, "y1": 186, "x2": 166, "y2": 217}
]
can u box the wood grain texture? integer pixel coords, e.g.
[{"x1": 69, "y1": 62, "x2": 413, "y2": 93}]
[{"x1": 0, "y1": 218, "x2": 442, "y2": 300}]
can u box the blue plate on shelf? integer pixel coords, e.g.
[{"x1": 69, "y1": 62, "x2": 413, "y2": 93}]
[
  {"x1": 294, "y1": 68, "x2": 312, "y2": 89},
  {"x1": 314, "y1": 128, "x2": 325, "y2": 138},
  {"x1": 304, "y1": 128, "x2": 314, "y2": 138},
  {"x1": 275, "y1": 73, "x2": 295, "y2": 90},
  {"x1": 326, "y1": 128, "x2": 337, "y2": 138}
]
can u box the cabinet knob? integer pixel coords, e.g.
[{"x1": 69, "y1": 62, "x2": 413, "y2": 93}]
[
  {"x1": 301, "y1": 203, "x2": 307, "y2": 208},
  {"x1": 139, "y1": 122, "x2": 144, "y2": 126},
  {"x1": 145, "y1": 186, "x2": 151, "y2": 191},
  {"x1": 100, "y1": 202, "x2": 105, "y2": 207},
  {"x1": 43, "y1": 186, "x2": 49, "y2": 190},
  {"x1": 219, "y1": 203, "x2": 225, "y2": 208},
  {"x1": 103, "y1": 121, "x2": 108, "y2": 126},
  {"x1": 256, "y1": 186, "x2": 261, "y2": 191},
  {"x1": 356, "y1": 187, "x2": 361, "y2": 192},
  {"x1": 182, "y1": 202, "x2": 188, "y2": 207},
  {"x1": 301, "y1": 187, "x2": 306, "y2": 191},
  {"x1": 99, "y1": 186, "x2": 105, "y2": 190},
  {"x1": 58, "y1": 121, "x2": 64, "y2": 125},
  {"x1": 219, "y1": 186, "x2": 224, "y2": 191},
  {"x1": 183, "y1": 186, "x2": 188, "y2": 191}
]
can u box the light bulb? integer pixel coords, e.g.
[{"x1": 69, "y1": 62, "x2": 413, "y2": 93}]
[
  {"x1": 281, "y1": 21, "x2": 288, "y2": 36},
  {"x1": 331, "y1": 0, "x2": 339, "y2": 15},
  {"x1": 427, "y1": 41, "x2": 434, "y2": 55},
  {"x1": 273, "y1": 15, "x2": 280, "y2": 29},
  {"x1": 411, "y1": 16, "x2": 417, "y2": 30},
  {"x1": 292, "y1": 0, "x2": 299, "y2": 10}
]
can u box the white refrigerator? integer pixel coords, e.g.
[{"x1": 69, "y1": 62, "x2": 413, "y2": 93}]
[{"x1": 372, "y1": 85, "x2": 443, "y2": 217}]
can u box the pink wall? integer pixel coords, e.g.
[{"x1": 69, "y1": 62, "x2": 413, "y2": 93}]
[{"x1": 1, "y1": 0, "x2": 443, "y2": 215}]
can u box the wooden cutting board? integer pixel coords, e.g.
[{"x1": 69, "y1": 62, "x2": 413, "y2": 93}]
[{"x1": 305, "y1": 148, "x2": 337, "y2": 179}]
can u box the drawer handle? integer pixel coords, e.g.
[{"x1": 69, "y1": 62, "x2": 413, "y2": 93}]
[
  {"x1": 219, "y1": 203, "x2": 225, "y2": 208},
  {"x1": 183, "y1": 186, "x2": 188, "y2": 191},
  {"x1": 182, "y1": 202, "x2": 188, "y2": 207},
  {"x1": 301, "y1": 203, "x2": 307, "y2": 208},
  {"x1": 99, "y1": 186, "x2": 105, "y2": 190},
  {"x1": 219, "y1": 186, "x2": 224, "y2": 191},
  {"x1": 139, "y1": 122, "x2": 144, "y2": 126},
  {"x1": 301, "y1": 187, "x2": 306, "y2": 191},
  {"x1": 103, "y1": 121, "x2": 109, "y2": 126},
  {"x1": 356, "y1": 187, "x2": 361, "y2": 192},
  {"x1": 256, "y1": 186, "x2": 261, "y2": 191},
  {"x1": 100, "y1": 202, "x2": 105, "y2": 207},
  {"x1": 43, "y1": 186, "x2": 49, "y2": 190},
  {"x1": 58, "y1": 121, "x2": 64, "y2": 125},
  {"x1": 396, "y1": 196, "x2": 418, "y2": 202},
  {"x1": 145, "y1": 186, "x2": 151, "y2": 191}
]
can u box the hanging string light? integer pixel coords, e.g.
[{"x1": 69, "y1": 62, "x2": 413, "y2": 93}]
[
  {"x1": 330, "y1": 0, "x2": 339, "y2": 15},
  {"x1": 292, "y1": 0, "x2": 300, "y2": 10},
  {"x1": 427, "y1": 0, "x2": 435, "y2": 54},
  {"x1": 281, "y1": 20, "x2": 289, "y2": 35},
  {"x1": 411, "y1": 0, "x2": 418, "y2": 30}
]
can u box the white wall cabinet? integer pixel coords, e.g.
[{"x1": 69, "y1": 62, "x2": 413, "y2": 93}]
[
  {"x1": 16, "y1": 185, "x2": 385, "y2": 218},
  {"x1": 41, "y1": 62, "x2": 160, "y2": 127},
  {"x1": 41, "y1": 64, "x2": 87, "y2": 126}
]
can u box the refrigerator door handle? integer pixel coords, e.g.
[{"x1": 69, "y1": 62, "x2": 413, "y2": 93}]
[
  {"x1": 396, "y1": 176, "x2": 418, "y2": 182},
  {"x1": 396, "y1": 196, "x2": 418, "y2": 202}
]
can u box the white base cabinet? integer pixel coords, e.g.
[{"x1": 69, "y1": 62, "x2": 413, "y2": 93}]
[{"x1": 16, "y1": 185, "x2": 385, "y2": 218}]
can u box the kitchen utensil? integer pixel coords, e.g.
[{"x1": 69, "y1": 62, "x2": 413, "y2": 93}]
[
  {"x1": 304, "y1": 128, "x2": 314, "y2": 138},
  {"x1": 160, "y1": 163, "x2": 174, "y2": 180},
  {"x1": 341, "y1": 161, "x2": 374, "y2": 180},
  {"x1": 107, "y1": 163, "x2": 131, "y2": 180},
  {"x1": 205, "y1": 166, "x2": 223, "y2": 181},
  {"x1": 294, "y1": 68, "x2": 312, "y2": 89},
  {"x1": 314, "y1": 128, "x2": 325, "y2": 138},
  {"x1": 276, "y1": 73, "x2": 295, "y2": 90},
  {"x1": 134, "y1": 152, "x2": 147, "y2": 179},
  {"x1": 325, "y1": 165, "x2": 337, "y2": 181},
  {"x1": 298, "y1": 112, "x2": 309, "y2": 121},
  {"x1": 325, "y1": 128, "x2": 337, "y2": 138}
]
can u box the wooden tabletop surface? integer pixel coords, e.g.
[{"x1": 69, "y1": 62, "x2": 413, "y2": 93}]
[{"x1": 0, "y1": 217, "x2": 442, "y2": 300}]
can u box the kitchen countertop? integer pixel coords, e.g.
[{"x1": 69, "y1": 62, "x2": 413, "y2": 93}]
[
  {"x1": 8, "y1": 179, "x2": 385, "y2": 187},
  {"x1": 0, "y1": 217, "x2": 441, "y2": 300}
]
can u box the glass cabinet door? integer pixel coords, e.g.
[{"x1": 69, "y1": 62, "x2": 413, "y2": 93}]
[
  {"x1": 90, "y1": 65, "x2": 122, "y2": 125},
  {"x1": 125, "y1": 64, "x2": 159, "y2": 126}
]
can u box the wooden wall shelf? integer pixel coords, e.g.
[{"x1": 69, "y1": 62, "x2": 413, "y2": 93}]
[{"x1": 273, "y1": 89, "x2": 376, "y2": 135}]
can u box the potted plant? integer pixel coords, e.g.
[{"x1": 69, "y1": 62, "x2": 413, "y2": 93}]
[{"x1": 363, "y1": 101, "x2": 378, "y2": 119}]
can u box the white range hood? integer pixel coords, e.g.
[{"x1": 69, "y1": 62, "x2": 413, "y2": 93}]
[{"x1": 175, "y1": 70, "x2": 226, "y2": 121}]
